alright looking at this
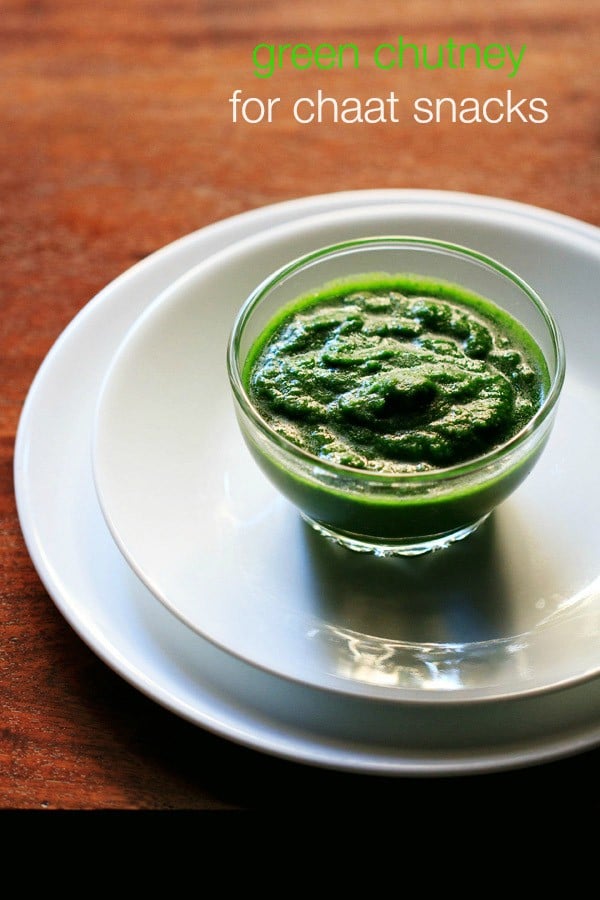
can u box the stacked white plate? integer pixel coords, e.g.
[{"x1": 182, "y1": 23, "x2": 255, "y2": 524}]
[{"x1": 14, "y1": 190, "x2": 600, "y2": 776}]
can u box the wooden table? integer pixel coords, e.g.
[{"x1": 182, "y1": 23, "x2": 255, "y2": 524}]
[{"x1": 1, "y1": 1, "x2": 599, "y2": 813}]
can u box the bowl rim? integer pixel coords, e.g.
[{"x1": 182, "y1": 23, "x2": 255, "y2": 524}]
[{"x1": 226, "y1": 235, "x2": 566, "y2": 485}]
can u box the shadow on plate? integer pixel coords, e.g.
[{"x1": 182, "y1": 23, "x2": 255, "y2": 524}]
[{"x1": 299, "y1": 514, "x2": 523, "y2": 691}]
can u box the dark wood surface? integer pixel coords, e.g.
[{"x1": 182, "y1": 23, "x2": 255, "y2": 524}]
[{"x1": 1, "y1": 1, "x2": 599, "y2": 812}]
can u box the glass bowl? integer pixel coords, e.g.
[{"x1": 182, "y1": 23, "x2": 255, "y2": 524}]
[{"x1": 227, "y1": 236, "x2": 565, "y2": 556}]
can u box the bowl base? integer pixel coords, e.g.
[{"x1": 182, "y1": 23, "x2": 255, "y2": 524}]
[{"x1": 301, "y1": 514, "x2": 490, "y2": 557}]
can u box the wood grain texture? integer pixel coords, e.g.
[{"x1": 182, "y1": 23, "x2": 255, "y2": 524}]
[{"x1": 1, "y1": 0, "x2": 599, "y2": 812}]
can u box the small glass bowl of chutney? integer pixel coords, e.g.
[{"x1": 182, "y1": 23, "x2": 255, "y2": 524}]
[{"x1": 227, "y1": 236, "x2": 565, "y2": 556}]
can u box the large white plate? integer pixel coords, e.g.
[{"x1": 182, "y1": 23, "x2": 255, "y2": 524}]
[
  {"x1": 14, "y1": 190, "x2": 600, "y2": 774},
  {"x1": 92, "y1": 202, "x2": 600, "y2": 704}
]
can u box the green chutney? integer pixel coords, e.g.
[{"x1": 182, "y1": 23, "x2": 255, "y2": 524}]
[{"x1": 244, "y1": 274, "x2": 549, "y2": 473}]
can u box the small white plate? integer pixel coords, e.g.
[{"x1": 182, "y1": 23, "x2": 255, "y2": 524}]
[
  {"x1": 14, "y1": 190, "x2": 600, "y2": 774},
  {"x1": 93, "y1": 202, "x2": 600, "y2": 704}
]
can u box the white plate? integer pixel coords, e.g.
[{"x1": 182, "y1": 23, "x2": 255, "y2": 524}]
[
  {"x1": 92, "y1": 202, "x2": 600, "y2": 704},
  {"x1": 14, "y1": 190, "x2": 600, "y2": 774}
]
